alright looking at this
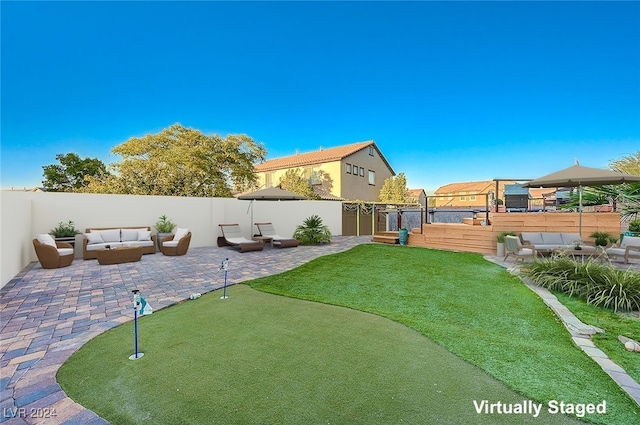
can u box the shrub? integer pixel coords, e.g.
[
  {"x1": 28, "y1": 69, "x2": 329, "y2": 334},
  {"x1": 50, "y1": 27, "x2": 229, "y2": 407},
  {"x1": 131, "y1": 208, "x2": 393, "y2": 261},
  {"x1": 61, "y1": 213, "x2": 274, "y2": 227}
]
[
  {"x1": 589, "y1": 231, "x2": 617, "y2": 247},
  {"x1": 496, "y1": 231, "x2": 516, "y2": 243},
  {"x1": 50, "y1": 220, "x2": 79, "y2": 238},
  {"x1": 628, "y1": 219, "x2": 640, "y2": 233},
  {"x1": 522, "y1": 254, "x2": 640, "y2": 312},
  {"x1": 293, "y1": 215, "x2": 332, "y2": 245},
  {"x1": 154, "y1": 215, "x2": 176, "y2": 233}
]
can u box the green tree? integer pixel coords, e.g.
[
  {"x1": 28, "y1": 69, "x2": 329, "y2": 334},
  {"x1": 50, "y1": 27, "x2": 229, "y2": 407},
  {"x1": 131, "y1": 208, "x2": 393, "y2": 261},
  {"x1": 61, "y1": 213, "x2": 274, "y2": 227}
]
[
  {"x1": 42, "y1": 153, "x2": 109, "y2": 192},
  {"x1": 278, "y1": 168, "x2": 320, "y2": 200},
  {"x1": 378, "y1": 172, "x2": 411, "y2": 203},
  {"x1": 84, "y1": 123, "x2": 266, "y2": 197}
]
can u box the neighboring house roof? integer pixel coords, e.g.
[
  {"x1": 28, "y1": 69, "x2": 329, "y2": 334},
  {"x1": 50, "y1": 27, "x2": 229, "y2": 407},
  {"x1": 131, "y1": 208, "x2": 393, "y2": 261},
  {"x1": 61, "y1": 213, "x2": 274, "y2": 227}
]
[
  {"x1": 313, "y1": 186, "x2": 344, "y2": 201},
  {"x1": 255, "y1": 140, "x2": 395, "y2": 175},
  {"x1": 435, "y1": 180, "x2": 515, "y2": 194},
  {"x1": 408, "y1": 189, "x2": 425, "y2": 197}
]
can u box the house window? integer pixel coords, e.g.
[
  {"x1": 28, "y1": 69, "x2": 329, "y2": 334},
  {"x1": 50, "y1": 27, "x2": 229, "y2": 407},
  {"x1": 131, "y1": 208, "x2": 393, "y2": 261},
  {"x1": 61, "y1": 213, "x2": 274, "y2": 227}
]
[
  {"x1": 305, "y1": 167, "x2": 322, "y2": 185},
  {"x1": 459, "y1": 192, "x2": 466, "y2": 201},
  {"x1": 359, "y1": 167, "x2": 364, "y2": 177},
  {"x1": 368, "y1": 170, "x2": 375, "y2": 185},
  {"x1": 353, "y1": 165, "x2": 359, "y2": 177},
  {"x1": 265, "y1": 173, "x2": 274, "y2": 188},
  {"x1": 469, "y1": 192, "x2": 477, "y2": 201},
  {"x1": 346, "y1": 163, "x2": 352, "y2": 174},
  {"x1": 369, "y1": 146, "x2": 374, "y2": 156}
]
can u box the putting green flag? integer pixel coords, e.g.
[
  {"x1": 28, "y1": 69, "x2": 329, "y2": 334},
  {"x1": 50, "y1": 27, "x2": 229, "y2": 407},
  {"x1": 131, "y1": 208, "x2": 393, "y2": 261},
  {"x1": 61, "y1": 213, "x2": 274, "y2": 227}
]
[{"x1": 139, "y1": 297, "x2": 153, "y2": 315}]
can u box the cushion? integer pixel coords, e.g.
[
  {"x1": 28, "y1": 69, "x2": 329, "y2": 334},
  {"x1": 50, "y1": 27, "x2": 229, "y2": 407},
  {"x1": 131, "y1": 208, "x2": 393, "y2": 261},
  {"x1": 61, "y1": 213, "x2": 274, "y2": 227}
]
[
  {"x1": 85, "y1": 232, "x2": 104, "y2": 244},
  {"x1": 541, "y1": 233, "x2": 564, "y2": 245},
  {"x1": 174, "y1": 227, "x2": 189, "y2": 241},
  {"x1": 520, "y1": 232, "x2": 543, "y2": 245},
  {"x1": 94, "y1": 229, "x2": 121, "y2": 243},
  {"x1": 163, "y1": 240, "x2": 180, "y2": 247},
  {"x1": 122, "y1": 228, "x2": 147, "y2": 242},
  {"x1": 57, "y1": 248, "x2": 74, "y2": 256},
  {"x1": 621, "y1": 236, "x2": 640, "y2": 248},
  {"x1": 37, "y1": 233, "x2": 57, "y2": 248},
  {"x1": 560, "y1": 233, "x2": 582, "y2": 244},
  {"x1": 137, "y1": 230, "x2": 152, "y2": 241}
]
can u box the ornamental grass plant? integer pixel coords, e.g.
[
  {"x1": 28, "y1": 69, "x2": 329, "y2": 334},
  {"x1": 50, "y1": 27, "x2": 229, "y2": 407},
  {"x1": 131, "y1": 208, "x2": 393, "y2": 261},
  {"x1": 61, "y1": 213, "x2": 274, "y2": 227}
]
[{"x1": 521, "y1": 254, "x2": 640, "y2": 312}]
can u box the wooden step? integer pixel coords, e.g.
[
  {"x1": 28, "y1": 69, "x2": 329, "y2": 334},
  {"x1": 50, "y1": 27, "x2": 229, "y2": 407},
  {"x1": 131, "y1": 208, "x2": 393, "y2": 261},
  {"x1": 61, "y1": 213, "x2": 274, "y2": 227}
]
[{"x1": 371, "y1": 234, "x2": 399, "y2": 244}]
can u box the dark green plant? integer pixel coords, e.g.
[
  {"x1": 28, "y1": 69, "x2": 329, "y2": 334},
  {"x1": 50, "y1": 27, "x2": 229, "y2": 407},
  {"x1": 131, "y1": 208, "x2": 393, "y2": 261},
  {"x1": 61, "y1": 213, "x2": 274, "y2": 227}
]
[
  {"x1": 590, "y1": 231, "x2": 618, "y2": 247},
  {"x1": 496, "y1": 231, "x2": 516, "y2": 243},
  {"x1": 522, "y1": 254, "x2": 640, "y2": 312},
  {"x1": 154, "y1": 215, "x2": 176, "y2": 233},
  {"x1": 50, "y1": 220, "x2": 79, "y2": 238},
  {"x1": 292, "y1": 215, "x2": 332, "y2": 245},
  {"x1": 629, "y1": 219, "x2": 640, "y2": 233}
]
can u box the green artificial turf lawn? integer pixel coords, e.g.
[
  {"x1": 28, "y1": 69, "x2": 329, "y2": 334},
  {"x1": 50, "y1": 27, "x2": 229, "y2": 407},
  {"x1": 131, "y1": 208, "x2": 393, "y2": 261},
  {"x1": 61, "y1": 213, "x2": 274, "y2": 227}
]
[{"x1": 57, "y1": 244, "x2": 639, "y2": 424}]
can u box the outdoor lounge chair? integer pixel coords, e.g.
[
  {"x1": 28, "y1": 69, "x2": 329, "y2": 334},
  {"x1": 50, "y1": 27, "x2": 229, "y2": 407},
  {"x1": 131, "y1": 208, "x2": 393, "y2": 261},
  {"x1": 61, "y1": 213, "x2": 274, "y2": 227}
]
[
  {"x1": 606, "y1": 235, "x2": 640, "y2": 264},
  {"x1": 504, "y1": 235, "x2": 537, "y2": 262},
  {"x1": 217, "y1": 224, "x2": 264, "y2": 253},
  {"x1": 161, "y1": 228, "x2": 192, "y2": 256},
  {"x1": 255, "y1": 222, "x2": 300, "y2": 248},
  {"x1": 33, "y1": 234, "x2": 74, "y2": 269}
]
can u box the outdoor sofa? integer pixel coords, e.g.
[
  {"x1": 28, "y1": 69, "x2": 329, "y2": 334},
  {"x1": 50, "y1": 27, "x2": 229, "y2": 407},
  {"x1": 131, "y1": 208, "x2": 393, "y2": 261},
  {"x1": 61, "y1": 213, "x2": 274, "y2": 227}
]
[
  {"x1": 83, "y1": 226, "x2": 157, "y2": 259},
  {"x1": 606, "y1": 235, "x2": 640, "y2": 264},
  {"x1": 519, "y1": 232, "x2": 596, "y2": 253}
]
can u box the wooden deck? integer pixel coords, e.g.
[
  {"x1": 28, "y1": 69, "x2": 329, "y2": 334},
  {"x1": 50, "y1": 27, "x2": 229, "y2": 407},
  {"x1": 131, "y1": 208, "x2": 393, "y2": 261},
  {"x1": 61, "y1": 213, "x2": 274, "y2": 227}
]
[
  {"x1": 407, "y1": 212, "x2": 621, "y2": 255},
  {"x1": 371, "y1": 231, "x2": 399, "y2": 244}
]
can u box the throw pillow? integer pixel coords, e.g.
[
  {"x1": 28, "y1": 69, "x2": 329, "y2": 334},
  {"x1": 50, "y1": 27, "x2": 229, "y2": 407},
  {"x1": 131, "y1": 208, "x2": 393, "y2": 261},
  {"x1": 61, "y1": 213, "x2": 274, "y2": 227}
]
[
  {"x1": 138, "y1": 230, "x2": 152, "y2": 241},
  {"x1": 37, "y1": 233, "x2": 57, "y2": 248},
  {"x1": 85, "y1": 232, "x2": 104, "y2": 244},
  {"x1": 95, "y1": 229, "x2": 121, "y2": 243},
  {"x1": 174, "y1": 227, "x2": 189, "y2": 241}
]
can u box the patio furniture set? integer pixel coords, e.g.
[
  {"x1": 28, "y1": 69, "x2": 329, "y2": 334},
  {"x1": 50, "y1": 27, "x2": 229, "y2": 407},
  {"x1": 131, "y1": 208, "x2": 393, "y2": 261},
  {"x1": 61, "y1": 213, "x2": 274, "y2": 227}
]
[
  {"x1": 503, "y1": 232, "x2": 640, "y2": 264},
  {"x1": 33, "y1": 222, "x2": 296, "y2": 269},
  {"x1": 217, "y1": 222, "x2": 299, "y2": 252},
  {"x1": 33, "y1": 226, "x2": 193, "y2": 269}
]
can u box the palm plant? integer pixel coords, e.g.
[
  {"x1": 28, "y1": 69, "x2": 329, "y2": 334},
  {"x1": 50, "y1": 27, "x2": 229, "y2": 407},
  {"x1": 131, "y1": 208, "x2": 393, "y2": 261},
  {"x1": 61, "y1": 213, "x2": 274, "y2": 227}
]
[{"x1": 293, "y1": 215, "x2": 332, "y2": 245}]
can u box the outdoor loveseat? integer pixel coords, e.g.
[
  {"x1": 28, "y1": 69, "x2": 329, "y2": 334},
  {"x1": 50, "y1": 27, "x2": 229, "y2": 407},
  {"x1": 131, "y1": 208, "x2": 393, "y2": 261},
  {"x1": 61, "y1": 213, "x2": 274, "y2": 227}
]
[
  {"x1": 519, "y1": 232, "x2": 595, "y2": 253},
  {"x1": 83, "y1": 227, "x2": 157, "y2": 259}
]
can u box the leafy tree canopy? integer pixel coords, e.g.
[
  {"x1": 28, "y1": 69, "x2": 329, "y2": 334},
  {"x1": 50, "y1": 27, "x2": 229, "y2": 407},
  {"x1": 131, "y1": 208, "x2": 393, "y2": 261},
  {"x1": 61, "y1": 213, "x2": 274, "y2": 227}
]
[
  {"x1": 277, "y1": 168, "x2": 320, "y2": 200},
  {"x1": 84, "y1": 123, "x2": 266, "y2": 197},
  {"x1": 378, "y1": 172, "x2": 411, "y2": 204},
  {"x1": 42, "y1": 153, "x2": 109, "y2": 192}
]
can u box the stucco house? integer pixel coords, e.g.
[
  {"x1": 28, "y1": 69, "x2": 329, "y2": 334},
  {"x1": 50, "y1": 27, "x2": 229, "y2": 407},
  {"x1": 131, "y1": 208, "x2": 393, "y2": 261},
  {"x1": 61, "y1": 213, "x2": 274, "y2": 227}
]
[
  {"x1": 434, "y1": 180, "x2": 516, "y2": 207},
  {"x1": 254, "y1": 141, "x2": 395, "y2": 202}
]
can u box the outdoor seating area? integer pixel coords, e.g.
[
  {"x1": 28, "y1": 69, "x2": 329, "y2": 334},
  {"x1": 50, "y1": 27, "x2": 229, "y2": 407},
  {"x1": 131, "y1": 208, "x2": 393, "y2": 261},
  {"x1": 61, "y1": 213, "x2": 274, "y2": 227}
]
[
  {"x1": 519, "y1": 231, "x2": 594, "y2": 253},
  {"x1": 606, "y1": 235, "x2": 640, "y2": 264},
  {"x1": 83, "y1": 226, "x2": 157, "y2": 259}
]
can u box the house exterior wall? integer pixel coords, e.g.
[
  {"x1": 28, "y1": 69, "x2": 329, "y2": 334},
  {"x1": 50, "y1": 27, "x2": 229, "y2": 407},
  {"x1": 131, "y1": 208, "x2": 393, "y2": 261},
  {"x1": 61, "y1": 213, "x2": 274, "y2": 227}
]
[
  {"x1": 434, "y1": 181, "x2": 515, "y2": 207},
  {"x1": 0, "y1": 191, "x2": 342, "y2": 289},
  {"x1": 340, "y1": 148, "x2": 393, "y2": 201},
  {"x1": 256, "y1": 147, "x2": 393, "y2": 202}
]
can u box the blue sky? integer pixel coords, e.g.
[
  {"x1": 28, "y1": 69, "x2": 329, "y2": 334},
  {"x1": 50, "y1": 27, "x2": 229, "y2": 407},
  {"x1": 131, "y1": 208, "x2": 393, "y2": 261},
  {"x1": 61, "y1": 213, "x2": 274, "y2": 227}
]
[{"x1": 2, "y1": 1, "x2": 639, "y2": 193}]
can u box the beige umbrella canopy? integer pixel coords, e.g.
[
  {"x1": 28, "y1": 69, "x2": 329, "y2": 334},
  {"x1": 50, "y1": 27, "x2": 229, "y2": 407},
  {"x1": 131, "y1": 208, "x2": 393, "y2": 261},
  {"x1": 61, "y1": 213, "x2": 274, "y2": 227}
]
[
  {"x1": 238, "y1": 187, "x2": 306, "y2": 234},
  {"x1": 521, "y1": 161, "x2": 640, "y2": 235}
]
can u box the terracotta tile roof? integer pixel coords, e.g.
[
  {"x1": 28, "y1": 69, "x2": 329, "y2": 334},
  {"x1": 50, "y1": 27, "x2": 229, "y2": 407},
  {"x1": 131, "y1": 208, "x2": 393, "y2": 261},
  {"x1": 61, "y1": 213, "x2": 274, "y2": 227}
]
[
  {"x1": 255, "y1": 140, "x2": 392, "y2": 172},
  {"x1": 408, "y1": 189, "x2": 425, "y2": 196},
  {"x1": 435, "y1": 180, "x2": 517, "y2": 194}
]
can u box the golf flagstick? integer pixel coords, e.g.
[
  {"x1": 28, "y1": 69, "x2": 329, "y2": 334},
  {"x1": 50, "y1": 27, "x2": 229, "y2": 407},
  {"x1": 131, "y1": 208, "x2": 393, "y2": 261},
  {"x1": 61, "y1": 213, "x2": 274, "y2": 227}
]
[
  {"x1": 219, "y1": 258, "x2": 229, "y2": 299},
  {"x1": 129, "y1": 289, "x2": 144, "y2": 360}
]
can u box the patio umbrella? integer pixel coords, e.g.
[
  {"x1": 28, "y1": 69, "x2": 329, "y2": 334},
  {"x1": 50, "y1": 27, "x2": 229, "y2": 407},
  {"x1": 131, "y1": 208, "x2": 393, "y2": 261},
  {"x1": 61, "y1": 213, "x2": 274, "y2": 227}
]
[
  {"x1": 237, "y1": 187, "x2": 306, "y2": 234},
  {"x1": 521, "y1": 161, "x2": 640, "y2": 235}
]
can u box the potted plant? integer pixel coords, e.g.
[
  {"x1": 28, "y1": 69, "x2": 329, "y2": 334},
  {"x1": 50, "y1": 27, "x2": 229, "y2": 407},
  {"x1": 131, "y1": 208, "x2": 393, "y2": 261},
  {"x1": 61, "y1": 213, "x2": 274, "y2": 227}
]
[
  {"x1": 50, "y1": 220, "x2": 80, "y2": 246},
  {"x1": 496, "y1": 231, "x2": 516, "y2": 257},
  {"x1": 154, "y1": 215, "x2": 176, "y2": 250},
  {"x1": 572, "y1": 239, "x2": 583, "y2": 250},
  {"x1": 589, "y1": 231, "x2": 617, "y2": 248}
]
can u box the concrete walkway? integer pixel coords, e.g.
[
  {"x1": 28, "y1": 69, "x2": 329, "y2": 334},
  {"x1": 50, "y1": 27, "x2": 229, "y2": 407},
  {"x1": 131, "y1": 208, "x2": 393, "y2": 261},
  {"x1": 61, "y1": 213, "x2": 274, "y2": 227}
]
[{"x1": 1, "y1": 239, "x2": 639, "y2": 424}]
